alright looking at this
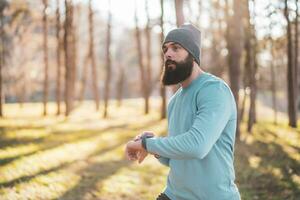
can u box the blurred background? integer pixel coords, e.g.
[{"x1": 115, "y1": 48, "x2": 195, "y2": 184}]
[{"x1": 0, "y1": 0, "x2": 299, "y2": 199}]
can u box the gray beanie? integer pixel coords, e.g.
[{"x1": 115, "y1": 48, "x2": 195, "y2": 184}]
[{"x1": 163, "y1": 23, "x2": 201, "y2": 65}]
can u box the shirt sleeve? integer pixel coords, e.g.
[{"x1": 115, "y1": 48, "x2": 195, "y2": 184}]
[{"x1": 146, "y1": 82, "x2": 234, "y2": 160}]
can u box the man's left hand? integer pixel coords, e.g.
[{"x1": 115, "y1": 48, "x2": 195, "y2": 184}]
[{"x1": 125, "y1": 140, "x2": 148, "y2": 163}]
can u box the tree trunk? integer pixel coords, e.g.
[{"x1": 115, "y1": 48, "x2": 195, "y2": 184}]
[
  {"x1": 56, "y1": 0, "x2": 62, "y2": 115},
  {"x1": 175, "y1": 0, "x2": 184, "y2": 26},
  {"x1": 89, "y1": 0, "x2": 99, "y2": 111},
  {"x1": 284, "y1": 0, "x2": 297, "y2": 127},
  {"x1": 64, "y1": 0, "x2": 74, "y2": 116},
  {"x1": 134, "y1": 0, "x2": 147, "y2": 115},
  {"x1": 144, "y1": 0, "x2": 152, "y2": 114},
  {"x1": 103, "y1": 0, "x2": 112, "y2": 118},
  {"x1": 159, "y1": 0, "x2": 167, "y2": 119},
  {"x1": 239, "y1": 88, "x2": 247, "y2": 122},
  {"x1": 0, "y1": 8, "x2": 4, "y2": 117},
  {"x1": 270, "y1": 45, "x2": 278, "y2": 125},
  {"x1": 117, "y1": 63, "x2": 125, "y2": 107},
  {"x1": 295, "y1": 0, "x2": 299, "y2": 112},
  {"x1": 210, "y1": 0, "x2": 223, "y2": 77},
  {"x1": 42, "y1": 0, "x2": 49, "y2": 116},
  {"x1": 245, "y1": 0, "x2": 257, "y2": 133},
  {"x1": 225, "y1": 0, "x2": 243, "y2": 139},
  {"x1": 71, "y1": 5, "x2": 78, "y2": 109}
]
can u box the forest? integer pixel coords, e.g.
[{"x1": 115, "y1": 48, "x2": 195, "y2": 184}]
[{"x1": 0, "y1": 0, "x2": 299, "y2": 199}]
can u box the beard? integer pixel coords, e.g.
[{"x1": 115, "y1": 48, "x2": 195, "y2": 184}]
[{"x1": 161, "y1": 54, "x2": 194, "y2": 86}]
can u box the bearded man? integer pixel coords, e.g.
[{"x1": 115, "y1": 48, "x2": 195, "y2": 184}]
[{"x1": 125, "y1": 24, "x2": 241, "y2": 200}]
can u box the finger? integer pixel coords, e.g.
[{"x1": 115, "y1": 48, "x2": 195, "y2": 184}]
[
  {"x1": 134, "y1": 133, "x2": 143, "y2": 141},
  {"x1": 125, "y1": 145, "x2": 137, "y2": 161},
  {"x1": 125, "y1": 148, "x2": 133, "y2": 160},
  {"x1": 138, "y1": 151, "x2": 148, "y2": 164},
  {"x1": 130, "y1": 152, "x2": 138, "y2": 160}
]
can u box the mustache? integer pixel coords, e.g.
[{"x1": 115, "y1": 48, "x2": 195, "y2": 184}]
[{"x1": 165, "y1": 59, "x2": 177, "y2": 66}]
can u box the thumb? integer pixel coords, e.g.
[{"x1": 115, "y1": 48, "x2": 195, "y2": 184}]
[{"x1": 138, "y1": 151, "x2": 148, "y2": 164}]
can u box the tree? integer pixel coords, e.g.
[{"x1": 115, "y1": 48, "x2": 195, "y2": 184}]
[
  {"x1": 160, "y1": 0, "x2": 166, "y2": 119},
  {"x1": 144, "y1": 0, "x2": 152, "y2": 114},
  {"x1": 0, "y1": 0, "x2": 7, "y2": 117},
  {"x1": 86, "y1": 0, "x2": 99, "y2": 110},
  {"x1": 42, "y1": 0, "x2": 49, "y2": 116},
  {"x1": 116, "y1": 62, "x2": 125, "y2": 107},
  {"x1": 284, "y1": 0, "x2": 297, "y2": 127},
  {"x1": 71, "y1": 4, "x2": 79, "y2": 108},
  {"x1": 225, "y1": 0, "x2": 244, "y2": 138},
  {"x1": 134, "y1": 0, "x2": 148, "y2": 114},
  {"x1": 103, "y1": 0, "x2": 112, "y2": 118},
  {"x1": 270, "y1": 40, "x2": 278, "y2": 125},
  {"x1": 175, "y1": 0, "x2": 184, "y2": 26},
  {"x1": 210, "y1": 0, "x2": 225, "y2": 77},
  {"x1": 56, "y1": 0, "x2": 62, "y2": 115},
  {"x1": 295, "y1": 0, "x2": 299, "y2": 111},
  {"x1": 244, "y1": 0, "x2": 258, "y2": 132},
  {"x1": 64, "y1": 0, "x2": 75, "y2": 116}
]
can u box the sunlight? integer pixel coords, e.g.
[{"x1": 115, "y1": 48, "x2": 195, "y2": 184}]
[
  {"x1": 4, "y1": 128, "x2": 51, "y2": 140},
  {"x1": 0, "y1": 143, "x2": 40, "y2": 160},
  {"x1": 0, "y1": 169, "x2": 81, "y2": 200},
  {"x1": 248, "y1": 155, "x2": 261, "y2": 169}
]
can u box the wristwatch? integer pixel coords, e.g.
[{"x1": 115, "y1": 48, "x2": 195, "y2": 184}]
[{"x1": 141, "y1": 134, "x2": 153, "y2": 151}]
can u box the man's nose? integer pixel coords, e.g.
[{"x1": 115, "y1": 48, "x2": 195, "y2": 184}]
[{"x1": 164, "y1": 49, "x2": 173, "y2": 60}]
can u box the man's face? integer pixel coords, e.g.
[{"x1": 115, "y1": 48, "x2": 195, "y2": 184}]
[{"x1": 161, "y1": 42, "x2": 194, "y2": 86}]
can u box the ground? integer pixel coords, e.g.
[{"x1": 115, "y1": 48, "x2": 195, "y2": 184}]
[{"x1": 0, "y1": 99, "x2": 299, "y2": 200}]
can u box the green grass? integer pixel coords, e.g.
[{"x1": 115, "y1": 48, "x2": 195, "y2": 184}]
[{"x1": 0, "y1": 100, "x2": 299, "y2": 200}]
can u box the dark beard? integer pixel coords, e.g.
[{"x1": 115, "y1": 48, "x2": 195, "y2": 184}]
[{"x1": 161, "y1": 54, "x2": 194, "y2": 86}]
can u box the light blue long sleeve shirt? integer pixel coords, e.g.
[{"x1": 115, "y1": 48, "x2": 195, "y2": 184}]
[{"x1": 146, "y1": 72, "x2": 240, "y2": 200}]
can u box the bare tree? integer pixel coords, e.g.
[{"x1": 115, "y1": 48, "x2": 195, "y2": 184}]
[
  {"x1": 134, "y1": 0, "x2": 148, "y2": 114},
  {"x1": 225, "y1": 0, "x2": 244, "y2": 138},
  {"x1": 42, "y1": 0, "x2": 49, "y2": 116},
  {"x1": 295, "y1": 0, "x2": 299, "y2": 111},
  {"x1": 71, "y1": 5, "x2": 79, "y2": 108},
  {"x1": 210, "y1": 0, "x2": 225, "y2": 77},
  {"x1": 284, "y1": 0, "x2": 297, "y2": 127},
  {"x1": 56, "y1": 0, "x2": 62, "y2": 115},
  {"x1": 89, "y1": 0, "x2": 99, "y2": 110},
  {"x1": 244, "y1": 0, "x2": 257, "y2": 132},
  {"x1": 160, "y1": 0, "x2": 166, "y2": 119},
  {"x1": 175, "y1": 0, "x2": 184, "y2": 26},
  {"x1": 144, "y1": 0, "x2": 152, "y2": 114},
  {"x1": 64, "y1": 0, "x2": 75, "y2": 116},
  {"x1": 270, "y1": 41, "x2": 278, "y2": 125},
  {"x1": 116, "y1": 62, "x2": 125, "y2": 107},
  {"x1": 0, "y1": 0, "x2": 7, "y2": 117},
  {"x1": 103, "y1": 0, "x2": 112, "y2": 118}
]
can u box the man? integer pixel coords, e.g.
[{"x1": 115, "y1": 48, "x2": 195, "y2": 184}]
[{"x1": 125, "y1": 24, "x2": 241, "y2": 200}]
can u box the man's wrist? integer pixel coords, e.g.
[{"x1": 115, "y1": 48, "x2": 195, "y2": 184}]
[{"x1": 141, "y1": 135, "x2": 153, "y2": 151}]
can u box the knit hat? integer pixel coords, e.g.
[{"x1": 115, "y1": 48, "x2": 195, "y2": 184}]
[{"x1": 163, "y1": 23, "x2": 201, "y2": 65}]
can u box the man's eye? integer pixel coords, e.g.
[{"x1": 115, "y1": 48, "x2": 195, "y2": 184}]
[{"x1": 173, "y1": 46, "x2": 180, "y2": 51}]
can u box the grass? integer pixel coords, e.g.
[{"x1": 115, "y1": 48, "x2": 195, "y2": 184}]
[{"x1": 0, "y1": 99, "x2": 299, "y2": 200}]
